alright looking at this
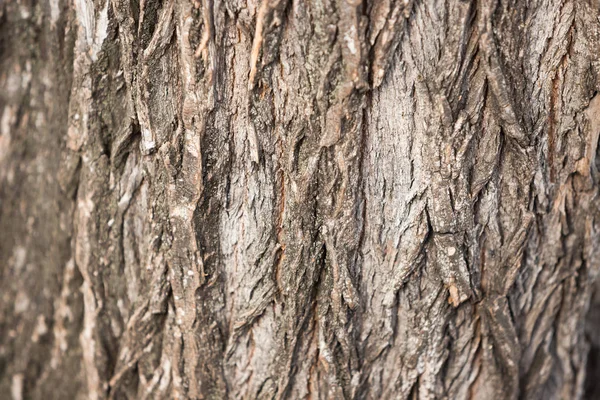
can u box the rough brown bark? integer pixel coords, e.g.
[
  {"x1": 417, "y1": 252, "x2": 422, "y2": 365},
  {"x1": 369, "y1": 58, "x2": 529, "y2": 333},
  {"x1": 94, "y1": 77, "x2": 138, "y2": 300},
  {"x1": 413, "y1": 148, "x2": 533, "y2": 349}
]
[{"x1": 1, "y1": 0, "x2": 600, "y2": 399}]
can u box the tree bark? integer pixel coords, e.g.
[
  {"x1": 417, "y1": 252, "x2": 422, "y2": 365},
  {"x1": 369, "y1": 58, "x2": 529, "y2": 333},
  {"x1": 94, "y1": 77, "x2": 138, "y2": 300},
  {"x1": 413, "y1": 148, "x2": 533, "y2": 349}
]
[{"x1": 1, "y1": 0, "x2": 600, "y2": 399}]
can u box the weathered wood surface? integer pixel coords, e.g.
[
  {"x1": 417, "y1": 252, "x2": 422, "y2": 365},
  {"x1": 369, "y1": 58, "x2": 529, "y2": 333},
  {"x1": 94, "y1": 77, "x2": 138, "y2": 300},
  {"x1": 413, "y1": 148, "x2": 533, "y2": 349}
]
[{"x1": 1, "y1": 0, "x2": 600, "y2": 399}]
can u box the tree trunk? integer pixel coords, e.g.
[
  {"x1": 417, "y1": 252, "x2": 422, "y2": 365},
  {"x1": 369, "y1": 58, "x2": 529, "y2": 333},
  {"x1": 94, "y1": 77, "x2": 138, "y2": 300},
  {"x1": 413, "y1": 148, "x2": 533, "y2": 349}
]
[{"x1": 2, "y1": 0, "x2": 600, "y2": 398}]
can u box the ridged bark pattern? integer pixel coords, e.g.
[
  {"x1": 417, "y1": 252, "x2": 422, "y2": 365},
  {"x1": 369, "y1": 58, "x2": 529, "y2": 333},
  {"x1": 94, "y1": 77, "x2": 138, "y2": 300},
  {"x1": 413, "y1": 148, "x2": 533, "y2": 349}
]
[{"x1": 1, "y1": 0, "x2": 600, "y2": 399}]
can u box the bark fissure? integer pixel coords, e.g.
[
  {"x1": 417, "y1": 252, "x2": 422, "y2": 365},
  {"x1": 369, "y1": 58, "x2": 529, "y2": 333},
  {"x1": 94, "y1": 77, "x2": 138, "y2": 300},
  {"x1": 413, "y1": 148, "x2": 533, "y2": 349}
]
[{"x1": 1, "y1": 0, "x2": 600, "y2": 399}]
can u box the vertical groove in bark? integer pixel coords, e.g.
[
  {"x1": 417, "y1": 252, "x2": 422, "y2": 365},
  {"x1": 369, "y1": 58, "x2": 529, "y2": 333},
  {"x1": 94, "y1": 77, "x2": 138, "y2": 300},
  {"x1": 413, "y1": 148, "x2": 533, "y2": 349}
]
[{"x1": 1, "y1": 0, "x2": 600, "y2": 399}]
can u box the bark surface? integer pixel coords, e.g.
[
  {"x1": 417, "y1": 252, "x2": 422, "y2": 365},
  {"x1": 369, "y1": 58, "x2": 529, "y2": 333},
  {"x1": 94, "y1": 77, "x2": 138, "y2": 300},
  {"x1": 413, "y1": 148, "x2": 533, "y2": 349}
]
[{"x1": 1, "y1": 0, "x2": 600, "y2": 399}]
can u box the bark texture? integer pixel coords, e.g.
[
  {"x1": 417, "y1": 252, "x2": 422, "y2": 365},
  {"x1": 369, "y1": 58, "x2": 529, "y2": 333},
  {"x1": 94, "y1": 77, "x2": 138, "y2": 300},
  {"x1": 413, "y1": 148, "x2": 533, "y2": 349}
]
[{"x1": 1, "y1": 0, "x2": 600, "y2": 399}]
